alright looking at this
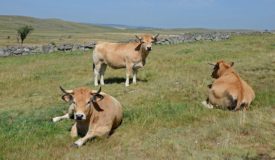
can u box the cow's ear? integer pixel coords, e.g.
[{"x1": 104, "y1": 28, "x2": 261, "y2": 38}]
[
  {"x1": 91, "y1": 87, "x2": 104, "y2": 103},
  {"x1": 90, "y1": 87, "x2": 104, "y2": 111},
  {"x1": 60, "y1": 86, "x2": 74, "y2": 102},
  {"x1": 62, "y1": 94, "x2": 73, "y2": 102},
  {"x1": 229, "y1": 62, "x2": 234, "y2": 67},
  {"x1": 92, "y1": 94, "x2": 104, "y2": 103}
]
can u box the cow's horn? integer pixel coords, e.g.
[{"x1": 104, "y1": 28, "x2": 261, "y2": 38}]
[
  {"x1": 59, "y1": 86, "x2": 73, "y2": 94},
  {"x1": 96, "y1": 86, "x2": 101, "y2": 94},
  {"x1": 153, "y1": 33, "x2": 159, "y2": 39},
  {"x1": 135, "y1": 35, "x2": 143, "y2": 41}
]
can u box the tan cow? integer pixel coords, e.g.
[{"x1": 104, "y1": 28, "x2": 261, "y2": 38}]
[
  {"x1": 53, "y1": 86, "x2": 123, "y2": 147},
  {"x1": 93, "y1": 34, "x2": 159, "y2": 86},
  {"x1": 202, "y1": 60, "x2": 255, "y2": 111}
]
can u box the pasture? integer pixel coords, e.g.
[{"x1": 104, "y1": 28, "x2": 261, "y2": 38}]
[{"x1": 0, "y1": 34, "x2": 274, "y2": 159}]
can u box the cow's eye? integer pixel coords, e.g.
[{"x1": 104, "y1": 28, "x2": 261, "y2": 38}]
[
  {"x1": 87, "y1": 101, "x2": 92, "y2": 105},
  {"x1": 72, "y1": 101, "x2": 76, "y2": 105}
]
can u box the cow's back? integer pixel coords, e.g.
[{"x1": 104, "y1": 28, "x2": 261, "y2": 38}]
[
  {"x1": 93, "y1": 42, "x2": 137, "y2": 69},
  {"x1": 212, "y1": 73, "x2": 242, "y2": 99},
  {"x1": 240, "y1": 79, "x2": 255, "y2": 105},
  {"x1": 92, "y1": 93, "x2": 123, "y2": 129},
  {"x1": 211, "y1": 71, "x2": 255, "y2": 109}
]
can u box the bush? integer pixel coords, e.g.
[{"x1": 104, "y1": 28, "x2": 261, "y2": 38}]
[{"x1": 17, "y1": 25, "x2": 34, "y2": 45}]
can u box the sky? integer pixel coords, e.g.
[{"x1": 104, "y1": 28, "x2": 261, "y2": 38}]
[{"x1": 0, "y1": 0, "x2": 275, "y2": 30}]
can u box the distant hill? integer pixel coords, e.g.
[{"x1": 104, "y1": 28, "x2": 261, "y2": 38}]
[
  {"x1": 0, "y1": 15, "x2": 258, "y2": 34},
  {"x1": 0, "y1": 15, "x2": 258, "y2": 47},
  {"x1": 0, "y1": 15, "x2": 127, "y2": 46},
  {"x1": 0, "y1": 15, "x2": 119, "y2": 33}
]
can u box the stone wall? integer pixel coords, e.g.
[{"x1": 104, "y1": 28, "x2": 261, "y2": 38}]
[
  {"x1": 1, "y1": 31, "x2": 272, "y2": 57},
  {"x1": 121, "y1": 32, "x2": 231, "y2": 45},
  {"x1": 155, "y1": 32, "x2": 230, "y2": 45},
  {"x1": 0, "y1": 41, "x2": 96, "y2": 57}
]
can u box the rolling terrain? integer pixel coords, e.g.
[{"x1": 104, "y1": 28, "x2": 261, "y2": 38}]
[
  {"x1": 0, "y1": 16, "x2": 274, "y2": 160},
  {"x1": 0, "y1": 15, "x2": 254, "y2": 47}
]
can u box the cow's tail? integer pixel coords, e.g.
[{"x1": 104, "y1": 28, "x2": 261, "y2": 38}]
[
  {"x1": 224, "y1": 92, "x2": 238, "y2": 111},
  {"x1": 93, "y1": 63, "x2": 95, "y2": 71}
]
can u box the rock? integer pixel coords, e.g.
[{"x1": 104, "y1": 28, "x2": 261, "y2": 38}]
[
  {"x1": 84, "y1": 41, "x2": 96, "y2": 49},
  {"x1": 72, "y1": 44, "x2": 80, "y2": 51},
  {"x1": 0, "y1": 48, "x2": 10, "y2": 57},
  {"x1": 0, "y1": 48, "x2": 4, "y2": 56},
  {"x1": 195, "y1": 35, "x2": 202, "y2": 41},
  {"x1": 57, "y1": 44, "x2": 73, "y2": 51},
  {"x1": 23, "y1": 47, "x2": 30, "y2": 53},
  {"x1": 31, "y1": 46, "x2": 43, "y2": 54},
  {"x1": 42, "y1": 44, "x2": 55, "y2": 53},
  {"x1": 13, "y1": 48, "x2": 24, "y2": 55}
]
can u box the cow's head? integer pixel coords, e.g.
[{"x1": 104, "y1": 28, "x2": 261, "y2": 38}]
[
  {"x1": 60, "y1": 86, "x2": 104, "y2": 121},
  {"x1": 209, "y1": 60, "x2": 234, "y2": 78},
  {"x1": 135, "y1": 34, "x2": 159, "y2": 52}
]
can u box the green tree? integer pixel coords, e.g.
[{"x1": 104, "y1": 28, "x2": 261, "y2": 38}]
[{"x1": 17, "y1": 25, "x2": 34, "y2": 45}]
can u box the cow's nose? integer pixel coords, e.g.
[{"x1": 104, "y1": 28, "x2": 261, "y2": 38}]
[
  {"x1": 75, "y1": 114, "x2": 84, "y2": 120},
  {"x1": 147, "y1": 47, "x2": 152, "y2": 51}
]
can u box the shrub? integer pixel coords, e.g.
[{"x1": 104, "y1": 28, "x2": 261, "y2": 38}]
[{"x1": 17, "y1": 25, "x2": 34, "y2": 45}]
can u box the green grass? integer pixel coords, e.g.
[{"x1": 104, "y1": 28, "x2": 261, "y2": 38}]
[{"x1": 0, "y1": 34, "x2": 275, "y2": 159}]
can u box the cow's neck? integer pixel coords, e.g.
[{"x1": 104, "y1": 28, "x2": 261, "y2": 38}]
[
  {"x1": 76, "y1": 117, "x2": 91, "y2": 136},
  {"x1": 138, "y1": 47, "x2": 149, "y2": 65},
  {"x1": 221, "y1": 68, "x2": 236, "y2": 77}
]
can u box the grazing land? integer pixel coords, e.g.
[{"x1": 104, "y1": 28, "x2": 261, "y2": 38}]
[{"x1": 0, "y1": 16, "x2": 275, "y2": 160}]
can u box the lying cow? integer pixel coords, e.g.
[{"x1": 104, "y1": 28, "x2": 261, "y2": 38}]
[
  {"x1": 53, "y1": 86, "x2": 123, "y2": 147},
  {"x1": 93, "y1": 34, "x2": 159, "y2": 87},
  {"x1": 202, "y1": 60, "x2": 255, "y2": 111}
]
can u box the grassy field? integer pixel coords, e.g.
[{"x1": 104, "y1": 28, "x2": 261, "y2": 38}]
[{"x1": 0, "y1": 34, "x2": 275, "y2": 160}]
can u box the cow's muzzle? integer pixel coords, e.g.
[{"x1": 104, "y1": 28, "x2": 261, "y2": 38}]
[{"x1": 75, "y1": 113, "x2": 85, "y2": 121}]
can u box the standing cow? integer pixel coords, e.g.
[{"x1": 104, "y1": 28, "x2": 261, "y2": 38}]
[
  {"x1": 53, "y1": 86, "x2": 123, "y2": 147},
  {"x1": 93, "y1": 34, "x2": 159, "y2": 87},
  {"x1": 202, "y1": 60, "x2": 255, "y2": 111}
]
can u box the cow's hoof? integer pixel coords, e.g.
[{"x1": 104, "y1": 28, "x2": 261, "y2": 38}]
[
  {"x1": 73, "y1": 140, "x2": 83, "y2": 147},
  {"x1": 201, "y1": 101, "x2": 213, "y2": 109},
  {"x1": 71, "y1": 143, "x2": 80, "y2": 148},
  {"x1": 52, "y1": 117, "x2": 59, "y2": 123}
]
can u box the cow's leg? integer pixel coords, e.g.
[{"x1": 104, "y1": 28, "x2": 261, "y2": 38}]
[
  {"x1": 202, "y1": 98, "x2": 214, "y2": 109},
  {"x1": 94, "y1": 63, "x2": 101, "y2": 86},
  {"x1": 133, "y1": 69, "x2": 138, "y2": 84},
  {"x1": 73, "y1": 126, "x2": 111, "y2": 147},
  {"x1": 125, "y1": 63, "x2": 133, "y2": 87},
  {"x1": 100, "y1": 63, "x2": 107, "y2": 85},
  {"x1": 52, "y1": 113, "x2": 69, "y2": 122},
  {"x1": 71, "y1": 123, "x2": 78, "y2": 138}
]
